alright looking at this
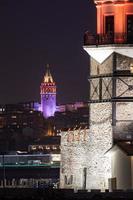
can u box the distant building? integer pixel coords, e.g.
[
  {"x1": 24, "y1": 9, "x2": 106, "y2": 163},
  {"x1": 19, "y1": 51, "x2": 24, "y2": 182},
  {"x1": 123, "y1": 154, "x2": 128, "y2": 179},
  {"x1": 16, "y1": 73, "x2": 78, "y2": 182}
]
[
  {"x1": 0, "y1": 103, "x2": 44, "y2": 131},
  {"x1": 39, "y1": 65, "x2": 88, "y2": 119},
  {"x1": 53, "y1": 104, "x2": 89, "y2": 134},
  {"x1": 40, "y1": 65, "x2": 56, "y2": 118},
  {"x1": 0, "y1": 103, "x2": 46, "y2": 152},
  {"x1": 28, "y1": 136, "x2": 60, "y2": 155},
  {"x1": 56, "y1": 102, "x2": 86, "y2": 113}
]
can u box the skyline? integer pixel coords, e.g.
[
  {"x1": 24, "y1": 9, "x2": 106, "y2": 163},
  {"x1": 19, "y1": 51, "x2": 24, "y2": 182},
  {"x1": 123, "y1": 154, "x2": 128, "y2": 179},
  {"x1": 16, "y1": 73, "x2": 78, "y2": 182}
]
[{"x1": 0, "y1": 0, "x2": 96, "y2": 105}]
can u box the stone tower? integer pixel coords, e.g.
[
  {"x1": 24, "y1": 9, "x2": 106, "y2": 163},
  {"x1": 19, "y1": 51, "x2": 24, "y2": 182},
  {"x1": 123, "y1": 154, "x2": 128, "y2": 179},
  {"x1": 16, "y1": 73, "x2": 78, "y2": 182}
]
[
  {"x1": 83, "y1": 0, "x2": 133, "y2": 190},
  {"x1": 40, "y1": 65, "x2": 56, "y2": 118},
  {"x1": 60, "y1": 0, "x2": 133, "y2": 191}
]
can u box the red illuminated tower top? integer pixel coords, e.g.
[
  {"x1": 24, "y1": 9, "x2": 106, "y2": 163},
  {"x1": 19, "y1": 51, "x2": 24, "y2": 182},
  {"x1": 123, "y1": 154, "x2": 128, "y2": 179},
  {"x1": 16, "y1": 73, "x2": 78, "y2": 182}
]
[
  {"x1": 40, "y1": 64, "x2": 56, "y2": 95},
  {"x1": 84, "y1": 0, "x2": 133, "y2": 45}
]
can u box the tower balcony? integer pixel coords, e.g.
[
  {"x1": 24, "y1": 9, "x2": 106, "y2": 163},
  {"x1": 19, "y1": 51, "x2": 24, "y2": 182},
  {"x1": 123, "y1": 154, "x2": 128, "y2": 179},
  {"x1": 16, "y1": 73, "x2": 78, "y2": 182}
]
[{"x1": 84, "y1": 32, "x2": 133, "y2": 46}]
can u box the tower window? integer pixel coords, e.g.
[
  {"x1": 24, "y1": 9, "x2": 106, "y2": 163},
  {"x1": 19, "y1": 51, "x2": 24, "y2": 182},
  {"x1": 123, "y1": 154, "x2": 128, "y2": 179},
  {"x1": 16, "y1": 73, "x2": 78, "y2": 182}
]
[
  {"x1": 97, "y1": 65, "x2": 100, "y2": 75},
  {"x1": 127, "y1": 15, "x2": 133, "y2": 43},
  {"x1": 105, "y1": 16, "x2": 114, "y2": 35}
]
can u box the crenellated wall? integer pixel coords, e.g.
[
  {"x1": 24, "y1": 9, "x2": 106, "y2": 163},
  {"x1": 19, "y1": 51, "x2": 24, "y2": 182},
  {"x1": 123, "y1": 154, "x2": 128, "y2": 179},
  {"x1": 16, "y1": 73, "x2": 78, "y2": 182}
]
[
  {"x1": 60, "y1": 104, "x2": 112, "y2": 190},
  {"x1": 60, "y1": 128, "x2": 89, "y2": 189}
]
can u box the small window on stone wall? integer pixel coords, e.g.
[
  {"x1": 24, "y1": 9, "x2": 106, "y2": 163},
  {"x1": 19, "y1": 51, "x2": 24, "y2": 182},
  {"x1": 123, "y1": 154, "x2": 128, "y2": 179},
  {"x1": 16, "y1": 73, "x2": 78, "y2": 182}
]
[
  {"x1": 64, "y1": 175, "x2": 67, "y2": 185},
  {"x1": 64, "y1": 175, "x2": 73, "y2": 185},
  {"x1": 70, "y1": 175, "x2": 73, "y2": 184},
  {"x1": 97, "y1": 65, "x2": 100, "y2": 75}
]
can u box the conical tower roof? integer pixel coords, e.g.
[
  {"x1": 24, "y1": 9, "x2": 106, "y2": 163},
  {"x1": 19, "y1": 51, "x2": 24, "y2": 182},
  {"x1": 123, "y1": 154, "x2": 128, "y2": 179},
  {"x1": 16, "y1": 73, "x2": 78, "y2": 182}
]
[{"x1": 43, "y1": 64, "x2": 54, "y2": 83}]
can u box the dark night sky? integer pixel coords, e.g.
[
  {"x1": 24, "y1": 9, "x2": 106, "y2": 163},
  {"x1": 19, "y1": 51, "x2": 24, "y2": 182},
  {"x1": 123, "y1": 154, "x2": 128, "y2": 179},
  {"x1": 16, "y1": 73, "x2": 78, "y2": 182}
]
[{"x1": 0, "y1": 0, "x2": 96, "y2": 105}]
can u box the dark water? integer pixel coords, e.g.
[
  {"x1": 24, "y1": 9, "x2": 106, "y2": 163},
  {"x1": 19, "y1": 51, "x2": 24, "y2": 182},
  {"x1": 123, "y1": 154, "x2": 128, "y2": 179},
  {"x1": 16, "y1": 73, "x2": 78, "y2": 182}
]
[{"x1": 0, "y1": 189, "x2": 132, "y2": 200}]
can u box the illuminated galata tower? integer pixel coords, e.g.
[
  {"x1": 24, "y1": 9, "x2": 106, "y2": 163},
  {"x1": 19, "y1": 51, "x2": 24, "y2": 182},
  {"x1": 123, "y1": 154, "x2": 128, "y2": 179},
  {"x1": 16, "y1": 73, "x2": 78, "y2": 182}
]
[
  {"x1": 60, "y1": 0, "x2": 133, "y2": 191},
  {"x1": 40, "y1": 65, "x2": 56, "y2": 118}
]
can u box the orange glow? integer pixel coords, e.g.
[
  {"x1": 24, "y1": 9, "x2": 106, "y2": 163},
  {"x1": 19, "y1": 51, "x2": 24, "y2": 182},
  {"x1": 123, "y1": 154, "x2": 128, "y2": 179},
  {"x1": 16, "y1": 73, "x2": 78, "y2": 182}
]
[
  {"x1": 95, "y1": 0, "x2": 133, "y2": 43},
  {"x1": 47, "y1": 125, "x2": 55, "y2": 136}
]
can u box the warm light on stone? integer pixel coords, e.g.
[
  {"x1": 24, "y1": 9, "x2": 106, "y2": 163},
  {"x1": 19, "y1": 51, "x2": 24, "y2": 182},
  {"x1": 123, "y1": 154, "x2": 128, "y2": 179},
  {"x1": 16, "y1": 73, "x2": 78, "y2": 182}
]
[{"x1": 130, "y1": 63, "x2": 133, "y2": 73}]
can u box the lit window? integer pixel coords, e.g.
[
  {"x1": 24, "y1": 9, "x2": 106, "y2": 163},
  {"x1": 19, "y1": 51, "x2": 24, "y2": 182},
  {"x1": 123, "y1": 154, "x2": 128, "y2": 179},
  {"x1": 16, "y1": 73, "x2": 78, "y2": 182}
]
[
  {"x1": 11, "y1": 116, "x2": 16, "y2": 119},
  {"x1": 32, "y1": 146, "x2": 36, "y2": 150},
  {"x1": 38, "y1": 146, "x2": 43, "y2": 150}
]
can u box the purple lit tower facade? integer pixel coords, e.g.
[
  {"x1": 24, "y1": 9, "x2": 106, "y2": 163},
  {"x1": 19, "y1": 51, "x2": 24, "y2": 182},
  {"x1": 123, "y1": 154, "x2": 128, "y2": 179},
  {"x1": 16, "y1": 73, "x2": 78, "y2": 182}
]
[{"x1": 40, "y1": 65, "x2": 56, "y2": 118}]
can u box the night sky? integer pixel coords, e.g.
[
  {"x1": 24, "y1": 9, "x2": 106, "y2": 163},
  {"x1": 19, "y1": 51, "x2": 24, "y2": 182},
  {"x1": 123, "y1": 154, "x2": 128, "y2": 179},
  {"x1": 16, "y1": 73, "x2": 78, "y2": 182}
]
[{"x1": 0, "y1": 0, "x2": 96, "y2": 105}]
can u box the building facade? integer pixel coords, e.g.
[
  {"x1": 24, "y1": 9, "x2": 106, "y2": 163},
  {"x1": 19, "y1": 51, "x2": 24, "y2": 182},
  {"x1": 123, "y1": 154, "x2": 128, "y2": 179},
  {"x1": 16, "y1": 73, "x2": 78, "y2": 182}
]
[{"x1": 60, "y1": 0, "x2": 133, "y2": 190}]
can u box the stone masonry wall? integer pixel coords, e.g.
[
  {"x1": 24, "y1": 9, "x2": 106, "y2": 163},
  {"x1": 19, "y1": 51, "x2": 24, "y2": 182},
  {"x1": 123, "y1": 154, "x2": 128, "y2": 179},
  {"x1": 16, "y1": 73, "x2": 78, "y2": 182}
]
[
  {"x1": 90, "y1": 53, "x2": 133, "y2": 139},
  {"x1": 60, "y1": 128, "x2": 89, "y2": 189},
  {"x1": 90, "y1": 54, "x2": 113, "y2": 76},
  {"x1": 116, "y1": 53, "x2": 133, "y2": 71},
  {"x1": 87, "y1": 103, "x2": 112, "y2": 190},
  {"x1": 115, "y1": 53, "x2": 133, "y2": 139},
  {"x1": 90, "y1": 55, "x2": 113, "y2": 100},
  {"x1": 60, "y1": 49, "x2": 133, "y2": 190}
]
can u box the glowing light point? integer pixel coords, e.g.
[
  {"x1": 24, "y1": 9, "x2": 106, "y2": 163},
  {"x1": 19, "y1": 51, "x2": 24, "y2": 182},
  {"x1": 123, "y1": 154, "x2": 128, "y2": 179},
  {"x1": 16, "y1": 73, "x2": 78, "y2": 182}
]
[{"x1": 130, "y1": 63, "x2": 133, "y2": 73}]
